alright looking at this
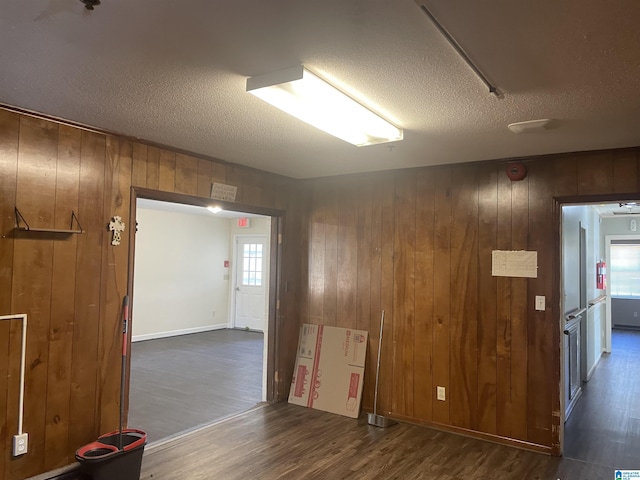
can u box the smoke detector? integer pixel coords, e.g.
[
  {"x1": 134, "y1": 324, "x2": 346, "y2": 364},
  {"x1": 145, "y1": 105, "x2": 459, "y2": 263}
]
[{"x1": 507, "y1": 119, "x2": 553, "y2": 133}]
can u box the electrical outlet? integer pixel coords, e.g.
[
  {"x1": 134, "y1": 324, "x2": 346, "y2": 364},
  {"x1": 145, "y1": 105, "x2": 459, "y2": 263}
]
[
  {"x1": 535, "y1": 296, "x2": 545, "y2": 311},
  {"x1": 13, "y1": 433, "x2": 28, "y2": 456},
  {"x1": 437, "y1": 386, "x2": 446, "y2": 401}
]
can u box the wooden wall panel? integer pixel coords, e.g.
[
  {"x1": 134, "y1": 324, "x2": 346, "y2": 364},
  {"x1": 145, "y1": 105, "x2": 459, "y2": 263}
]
[
  {"x1": 68, "y1": 131, "x2": 106, "y2": 458},
  {"x1": 44, "y1": 124, "x2": 81, "y2": 470},
  {"x1": 0, "y1": 109, "x2": 19, "y2": 480},
  {"x1": 526, "y1": 160, "x2": 554, "y2": 446},
  {"x1": 413, "y1": 170, "x2": 434, "y2": 420},
  {"x1": 145, "y1": 146, "x2": 160, "y2": 190},
  {"x1": 323, "y1": 183, "x2": 338, "y2": 327},
  {"x1": 97, "y1": 138, "x2": 132, "y2": 433},
  {"x1": 131, "y1": 143, "x2": 148, "y2": 188},
  {"x1": 476, "y1": 165, "x2": 498, "y2": 435},
  {"x1": 0, "y1": 108, "x2": 305, "y2": 480},
  {"x1": 612, "y1": 150, "x2": 639, "y2": 193},
  {"x1": 449, "y1": 166, "x2": 479, "y2": 430},
  {"x1": 432, "y1": 167, "x2": 452, "y2": 425},
  {"x1": 495, "y1": 169, "x2": 513, "y2": 438},
  {"x1": 303, "y1": 146, "x2": 640, "y2": 451},
  {"x1": 336, "y1": 182, "x2": 357, "y2": 330},
  {"x1": 378, "y1": 176, "x2": 395, "y2": 415},
  {"x1": 391, "y1": 172, "x2": 416, "y2": 418},
  {"x1": 8, "y1": 117, "x2": 58, "y2": 479}
]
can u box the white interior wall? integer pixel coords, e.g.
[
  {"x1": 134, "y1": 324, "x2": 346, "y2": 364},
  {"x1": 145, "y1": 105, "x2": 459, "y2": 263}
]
[
  {"x1": 132, "y1": 207, "x2": 231, "y2": 341},
  {"x1": 561, "y1": 205, "x2": 604, "y2": 387}
]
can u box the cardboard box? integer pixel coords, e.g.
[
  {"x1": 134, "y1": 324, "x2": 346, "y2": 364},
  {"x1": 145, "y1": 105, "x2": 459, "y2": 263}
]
[{"x1": 288, "y1": 323, "x2": 368, "y2": 418}]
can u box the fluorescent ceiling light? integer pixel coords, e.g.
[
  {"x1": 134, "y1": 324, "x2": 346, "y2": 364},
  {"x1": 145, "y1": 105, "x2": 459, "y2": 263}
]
[
  {"x1": 246, "y1": 66, "x2": 403, "y2": 147},
  {"x1": 207, "y1": 206, "x2": 223, "y2": 214}
]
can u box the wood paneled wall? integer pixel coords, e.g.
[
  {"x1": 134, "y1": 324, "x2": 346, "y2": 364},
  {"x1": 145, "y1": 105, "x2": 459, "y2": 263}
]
[
  {"x1": 302, "y1": 148, "x2": 640, "y2": 452},
  {"x1": 0, "y1": 108, "x2": 305, "y2": 480}
]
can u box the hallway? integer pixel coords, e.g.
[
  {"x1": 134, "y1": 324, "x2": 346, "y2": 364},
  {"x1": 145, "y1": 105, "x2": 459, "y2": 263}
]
[{"x1": 564, "y1": 329, "x2": 640, "y2": 469}]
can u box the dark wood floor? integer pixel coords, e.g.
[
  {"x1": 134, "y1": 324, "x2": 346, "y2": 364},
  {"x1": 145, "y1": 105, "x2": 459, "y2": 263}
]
[
  {"x1": 139, "y1": 402, "x2": 614, "y2": 480},
  {"x1": 128, "y1": 329, "x2": 264, "y2": 443},
  {"x1": 564, "y1": 328, "x2": 640, "y2": 470}
]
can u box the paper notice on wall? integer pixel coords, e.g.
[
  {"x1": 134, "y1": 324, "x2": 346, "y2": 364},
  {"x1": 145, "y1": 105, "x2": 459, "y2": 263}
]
[
  {"x1": 210, "y1": 182, "x2": 238, "y2": 201},
  {"x1": 492, "y1": 250, "x2": 538, "y2": 278}
]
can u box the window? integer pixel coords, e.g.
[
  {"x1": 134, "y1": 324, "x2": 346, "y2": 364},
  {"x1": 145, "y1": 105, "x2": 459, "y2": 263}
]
[
  {"x1": 242, "y1": 243, "x2": 263, "y2": 286},
  {"x1": 610, "y1": 244, "x2": 640, "y2": 297}
]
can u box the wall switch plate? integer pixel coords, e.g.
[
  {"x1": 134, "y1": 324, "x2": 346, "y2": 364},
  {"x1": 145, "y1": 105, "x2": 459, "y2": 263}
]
[
  {"x1": 535, "y1": 295, "x2": 545, "y2": 311},
  {"x1": 436, "y1": 386, "x2": 446, "y2": 401},
  {"x1": 13, "y1": 433, "x2": 28, "y2": 456}
]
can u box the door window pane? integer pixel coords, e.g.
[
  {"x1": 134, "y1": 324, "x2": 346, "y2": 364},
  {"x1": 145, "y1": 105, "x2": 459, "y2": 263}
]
[{"x1": 242, "y1": 243, "x2": 263, "y2": 286}]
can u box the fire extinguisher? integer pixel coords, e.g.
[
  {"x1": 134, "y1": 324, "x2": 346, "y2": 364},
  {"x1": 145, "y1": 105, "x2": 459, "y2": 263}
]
[{"x1": 596, "y1": 260, "x2": 606, "y2": 290}]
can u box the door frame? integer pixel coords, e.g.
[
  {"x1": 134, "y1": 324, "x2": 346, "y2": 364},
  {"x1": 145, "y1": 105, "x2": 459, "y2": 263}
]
[
  {"x1": 230, "y1": 233, "x2": 270, "y2": 331},
  {"x1": 125, "y1": 187, "x2": 284, "y2": 421},
  {"x1": 554, "y1": 192, "x2": 640, "y2": 456}
]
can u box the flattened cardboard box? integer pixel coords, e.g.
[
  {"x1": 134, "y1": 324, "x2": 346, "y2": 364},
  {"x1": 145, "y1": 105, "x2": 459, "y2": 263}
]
[{"x1": 288, "y1": 323, "x2": 368, "y2": 418}]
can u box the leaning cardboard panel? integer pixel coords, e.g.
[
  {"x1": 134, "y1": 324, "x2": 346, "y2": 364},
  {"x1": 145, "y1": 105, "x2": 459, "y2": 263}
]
[{"x1": 289, "y1": 323, "x2": 368, "y2": 418}]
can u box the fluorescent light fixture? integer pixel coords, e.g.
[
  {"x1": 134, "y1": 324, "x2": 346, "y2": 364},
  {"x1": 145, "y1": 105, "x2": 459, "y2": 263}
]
[
  {"x1": 207, "y1": 206, "x2": 223, "y2": 214},
  {"x1": 246, "y1": 66, "x2": 403, "y2": 147}
]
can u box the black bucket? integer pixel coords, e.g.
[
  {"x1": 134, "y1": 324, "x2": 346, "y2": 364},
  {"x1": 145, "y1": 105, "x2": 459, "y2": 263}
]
[{"x1": 76, "y1": 429, "x2": 146, "y2": 480}]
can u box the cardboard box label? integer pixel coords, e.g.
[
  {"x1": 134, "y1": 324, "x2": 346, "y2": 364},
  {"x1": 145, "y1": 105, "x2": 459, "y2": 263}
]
[{"x1": 289, "y1": 323, "x2": 368, "y2": 418}]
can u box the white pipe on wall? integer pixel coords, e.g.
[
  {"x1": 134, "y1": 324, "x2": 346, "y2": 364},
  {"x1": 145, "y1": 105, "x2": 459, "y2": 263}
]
[{"x1": 0, "y1": 314, "x2": 27, "y2": 435}]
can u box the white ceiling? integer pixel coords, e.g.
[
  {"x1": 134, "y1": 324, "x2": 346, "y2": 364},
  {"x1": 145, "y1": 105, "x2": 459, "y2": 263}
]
[{"x1": 1, "y1": 0, "x2": 639, "y2": 179}]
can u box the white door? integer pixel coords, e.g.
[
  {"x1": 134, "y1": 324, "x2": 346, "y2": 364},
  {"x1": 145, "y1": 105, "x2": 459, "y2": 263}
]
[{"x1": 234, "y1": 236, "x2": 267, "y2": 331}]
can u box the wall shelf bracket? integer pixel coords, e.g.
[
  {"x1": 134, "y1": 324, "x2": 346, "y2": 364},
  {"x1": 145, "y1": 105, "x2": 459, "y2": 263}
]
[{"x1": 14, "y1": 207, "x2": 84, "y2": 234}]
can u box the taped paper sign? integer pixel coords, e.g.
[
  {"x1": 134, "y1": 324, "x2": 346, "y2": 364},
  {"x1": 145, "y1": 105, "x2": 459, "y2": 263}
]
[{"x1": 492, "y1": 250, "x2": 538, "y2": 278}]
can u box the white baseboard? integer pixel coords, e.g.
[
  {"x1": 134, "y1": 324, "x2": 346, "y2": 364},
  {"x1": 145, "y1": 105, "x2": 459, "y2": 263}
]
[
  {"x1": 132, "y1": 323, "x2": 228, "y2": 342},
  {"x1": 586, "y1": 350, "x2": 603, "y2": 381}
]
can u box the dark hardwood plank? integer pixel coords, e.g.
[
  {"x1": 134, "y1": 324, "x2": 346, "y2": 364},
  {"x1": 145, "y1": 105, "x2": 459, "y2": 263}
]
[
  {"x1": 138, "y1": 402, "x2": 612, "y2": 480},
  {"x1": 128, "y1": 330, "x2": 263, "y2": 443},
  {"x1": 564, "y1": 329, "x2": 640, "y2": 469}
]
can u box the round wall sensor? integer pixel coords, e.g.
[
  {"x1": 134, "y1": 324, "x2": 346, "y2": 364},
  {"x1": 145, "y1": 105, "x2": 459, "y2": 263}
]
[{"x1": 506, "y1": 163, "x2": 527, "y2": 181}]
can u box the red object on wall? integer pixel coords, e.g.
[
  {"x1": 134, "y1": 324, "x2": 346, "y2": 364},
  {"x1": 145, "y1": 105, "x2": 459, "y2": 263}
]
[
  {"x1": 506, "y1": 163, "x2": 527, "y2": 181},
  {"x1": 224, "y1": 260, "x2": 230, "y2": 268},
  {"x1": 237, "y1": 217, "x2": 249, "y2": 228},
  {"x1": 596, "y1": 261, "x2": 606, "y2": 289}
]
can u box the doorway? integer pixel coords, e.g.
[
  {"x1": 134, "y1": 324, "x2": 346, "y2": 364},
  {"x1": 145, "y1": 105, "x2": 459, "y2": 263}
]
[
  {"x1": 232, "y1": 235, "x2": 268, "y2": 332},
  {"x1": 560, "y1": 200, "x2": 640, "y2": 466},
  {"x1": 126, "y1": 190, "x2": 280, "y2": 444}
]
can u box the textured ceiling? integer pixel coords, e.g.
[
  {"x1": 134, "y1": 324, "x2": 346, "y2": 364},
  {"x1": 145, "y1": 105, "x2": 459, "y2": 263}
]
[{"x1": 1, "y1": 0, "x2": 639, "y2": 179}]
